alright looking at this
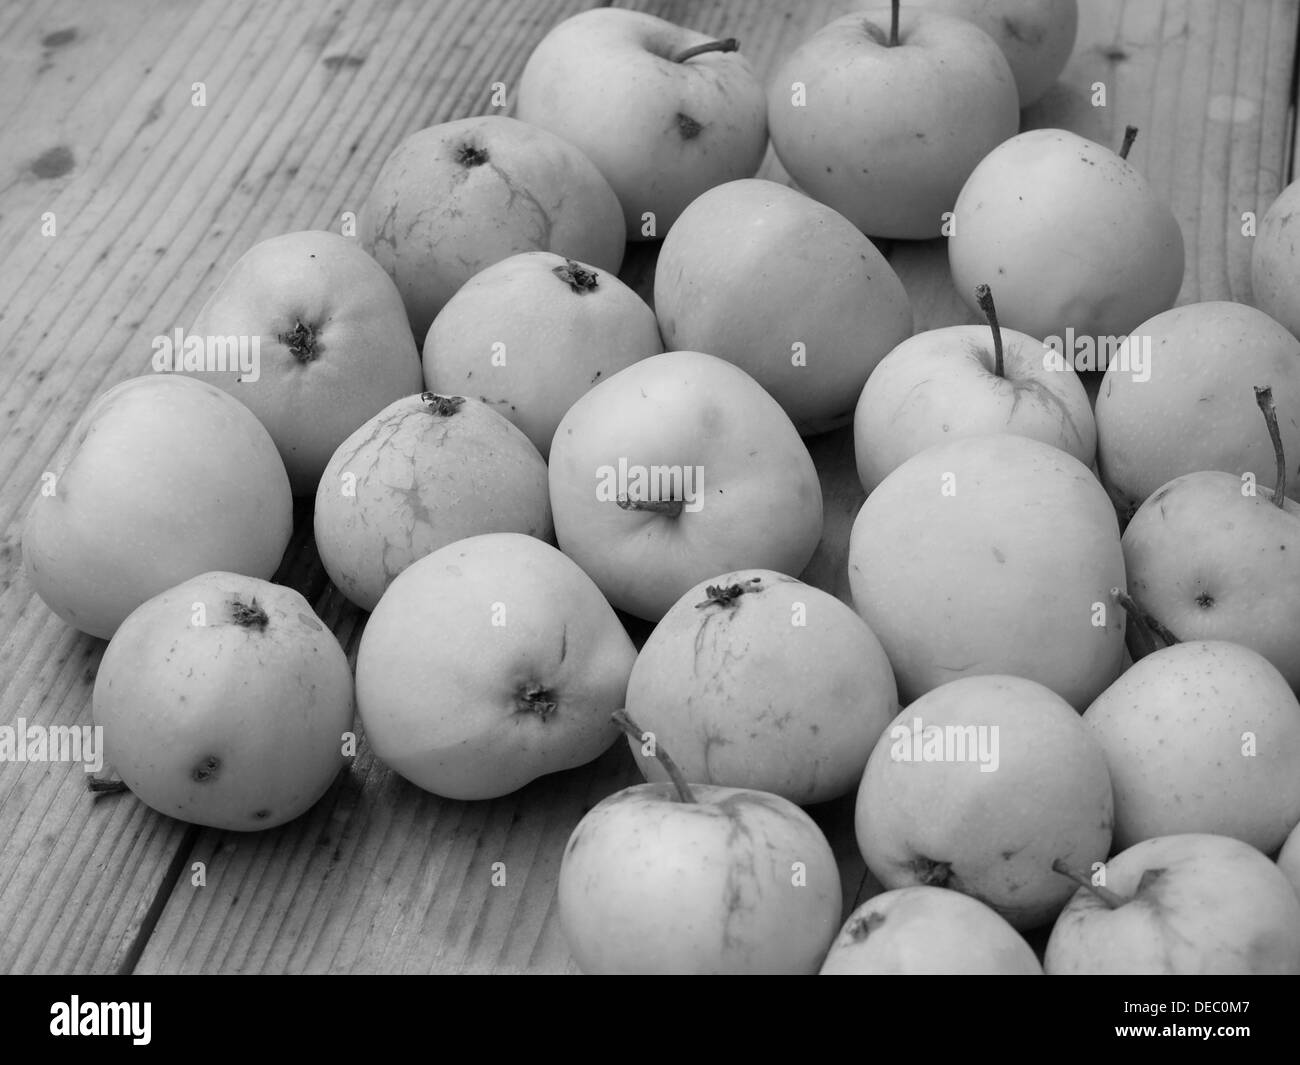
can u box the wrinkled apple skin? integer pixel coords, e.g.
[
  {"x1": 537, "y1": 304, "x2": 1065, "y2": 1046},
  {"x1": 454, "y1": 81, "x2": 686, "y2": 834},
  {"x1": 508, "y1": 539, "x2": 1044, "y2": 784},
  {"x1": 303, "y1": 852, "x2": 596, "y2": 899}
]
[
  {"x1": 910, "y1": 0, "x2": 1078, "y2": 107},
  {"x1": 23, "y1": 374, "x2": 292, "y2": 640},
  {"x1": 558, "y1": 782, "x2": 841, "y2": 974},
  {"x1": 1095, "y1": 302, "x2": 1300, "y2": 520},
  {"x1": 361, "y1": 116, "x2": 625, "y2": 341},
  {"x1": 1084, "y1": 641, "x2": 1300, "y2": 852},
  {"x1": 626, "y1": 569, "x2": 897, "y2": 805},
  {"x1": 423, "y1": 252, "x2": 662, "y2": 459},
  {"x1": 856, "y1": 675, "x2": 1114, "y2": 930},
  {"x1": 516, "y1": 8, "x2": 768, "y2": 241},
  {"x1": 655, "y1": 179, "x2": 913, "y2": 435},
  {"x1": 949, "y1": 129, "x2": 1185, "y2": 344},
  {"x1": 93, "y1": 572, "x2": 353, "y2": 831},
  {"x1": 1251, "y1": 179, "x2": 1300, "y2": 340},
  {"x1": 848, "y1": 433, "x2": 1125, "y2": 709},
  {"x1": 354, "y1": 533, "x2": 636, "y2": 800},
  {"x1": 183, "y1": 229, "x2": 424, "y2": 494},
  {"x1": 1123, "y1": 472, "x2": 1300, "y2": 685},
  {"x1": 548, "y1": 351, "x2": 824, "y2": 622},
  {"x1": 820, "y1": 886, "x2": 1042, "y2": 975},
  {"x1": 854, "y1": 322, "x2": 1095, "y2": 493},
  {"x1": 314, "y1": 393, "x2": 552, "y2": 612},
  {"x1": 768, "y1": 9, "x2": 1019, "y2": 240},
  {"x1": 1045, "y1": 834, "x2": 1300, "y2": 974}
]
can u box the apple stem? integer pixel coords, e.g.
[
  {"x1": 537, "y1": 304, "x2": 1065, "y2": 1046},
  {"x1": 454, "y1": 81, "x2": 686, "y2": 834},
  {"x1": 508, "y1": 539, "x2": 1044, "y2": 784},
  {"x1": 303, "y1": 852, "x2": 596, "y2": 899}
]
[
  {"x1": 422, "y1": 392, "x2": 465, "y2": 417},
  {"x1": 974, "y1": 284, "x2": 1004, "y2": 378},
  {"x1": 612, "y1": 709, "x2": 697, "y2": 804},
  {"x1": 87, "y1": 764, "x2": 127, "y2": 796},
  {"x1": 671, "y1": 38, "x2": 739, "y2": 63},
  {"x1": 1254, "y1": 386, "x2": 1288, "y2": 509},
  {"x1": 1051, "y1": 859, "x2": 1127, "y2": 909},
  {"x1": 1118, "y1": 125, "x2": 1139, "y2": 160},
  {"x1": 1112, "y1": 587, "x2": 1179, "y2": 650},
  {"x1": 889, "y1": 0, "x2": 900, "y2": 46},
  {"x1": 615, "y1": 497, "x2": 684, "y2": 517}
]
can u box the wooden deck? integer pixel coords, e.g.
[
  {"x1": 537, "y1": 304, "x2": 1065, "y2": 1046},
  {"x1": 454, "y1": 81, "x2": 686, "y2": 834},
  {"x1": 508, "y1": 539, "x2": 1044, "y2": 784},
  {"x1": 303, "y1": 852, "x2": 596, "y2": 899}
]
[{"x1": 1, "y1": 0, "x2": 1296, "y2": 973}]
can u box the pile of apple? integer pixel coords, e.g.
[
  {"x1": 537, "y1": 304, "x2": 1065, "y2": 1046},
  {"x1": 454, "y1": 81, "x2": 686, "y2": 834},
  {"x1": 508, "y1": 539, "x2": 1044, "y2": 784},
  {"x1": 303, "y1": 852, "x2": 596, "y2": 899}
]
[{"x1": 21, "y1": 1, "x2": 1300, "y2": 974}]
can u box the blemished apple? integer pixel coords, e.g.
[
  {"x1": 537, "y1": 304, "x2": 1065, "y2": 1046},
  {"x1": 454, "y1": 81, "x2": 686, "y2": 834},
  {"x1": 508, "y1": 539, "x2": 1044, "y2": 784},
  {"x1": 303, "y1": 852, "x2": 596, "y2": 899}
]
[
  {"x1": 854, "y1": 283, "x2": 1095, "y2": 493},
  {"x1": 92, "y1": 572, "x2": 353, "y2": 831},
  {"x1": 1121, "y1": 387, "x2": 1300, "y2": 685},
  {"x1": 1095, "y1": 302, "x2": 1300, "y2": 521},
  {"x1": 949, "y1": 127, "x2": 1185, "y2": 346},
  {"x1": 313, "y1": 393, "x2": 553, "y2": 612},
  {"x1": 354, "y1": 533, "x2": 636, "y2": 801},
  {"x1": 1278, "y1": 821, "x2": 1300, "y2": 898},
  {"x1": 819, "y1": 886, "x2": 1042, "y2": 975},
  {"x1": 547, "y1": 350, "x2": 824, "y2": 622},
  {"x1": 856, "y1": 674, "x2": 1114, "y2": 930},
  {"x1": 558, "y1": 712, "x2": 841, "y2": 974},
  {"x1": 423, "y1": 252, "x2": 663, "y2": 459},
  {"x1": 515, "y1": 8, "x2": 767, "y2": 241},
  {"x1": 1045, "y1": 833, "x2": 1300, "y2": 974},
  {"x1": 180, "y1": 229, "x2": 424, "y2": 494},
  {"x1": 625, "y1": 570, "x2": 898, "y2": 806},
  {"x1": 1084, "y1": 640, "x2": 1300, "y2": 853},
  {"x1": 1251, "y1": 178, "x2": 1300, "y2": 339},
  {"x1": 909, "y1": 0, "x2": 1078, "y2": 108},
  {"x1": 847, "y1": 433, "x2": 1126, "y2": 709},
  {"x1": 767, "y1": 1, "x2": 1019, "y2": 240},
  {"x1": 361, "y1": 115, "x2": 625, "y2": 341},
  {"x1": 654, "y1": 179, "x2": 913, "y2": 435},
  {"x1": 22, "y1": 374, "x2": 292, "y2": 641}
]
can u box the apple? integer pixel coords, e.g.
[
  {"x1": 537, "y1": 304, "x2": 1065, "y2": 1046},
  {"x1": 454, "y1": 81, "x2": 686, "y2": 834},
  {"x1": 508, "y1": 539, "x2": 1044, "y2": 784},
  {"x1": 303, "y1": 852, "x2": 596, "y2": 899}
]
[
  {"x1": 558, "y1": 712, "x2": 841, "y2": 974},
  {"x1": 1121, "y1": 387, "x2": 1300, "y2": 684},
  {"x1": 515, "y1": 8, "x2": 767, "y2": 241},
  {"x1": 547, "y1": 350, "x2": 824, "y2": 622},
  {"x1": 909, "y1": 0, "x2": 1078, "y2": 108},
  {"x1": 854, "y1": 283, "x2": 1095, "y2": 493},
  {"x1": 819, "y1": 886, "x2": 1042, "y2": 975},
  {"x1": 354, "y1": 533, "x2": 636, "y2": 800},
  {"x1": 625, "y1": 570, "x2": 898, "y2": 805},
  {"x1": 22, "y1": 375, "x2": 292, "y2": 640},
  {"x1": 653, "y1": 178, "x2": 913, "y2": 435},
  {"x1": 1278, "y1": 821, "x2": 1300, "y2": 898},
  {"x1": 1251, "y1": 178, "x2": 1300, "y2": 339},
  {"x1": 361, "y1": 115, "x2": 625, "y2": 341},
  {"x1": 847, "y1": 433, "x2": 1125, "y2": 709},
  {"x1": 313, "y1": 393, "x2": 553, "y2": 612},
  {"x1": 179, "y1": 229, "x2": 424, "y2": 494},
  {"x1": 92, "y1": 572, "x2": 353, "y2": 831},
  {"x1": 1045, "y1": 833, "x2": 1300, "y2": 974},
  {"x1": 767, "y1": 1, "x2": 1019, "y2": 240},
  {"x1": 423, "y1": 251, "x2": 663, "y2": 459},
  {"x1": 1095, "y1": 302, "x2": 1300, "y2": 521},
  {"x1": 949, "y1": 126, "x2": 1185, "y2": 347},
  {"x1": 856, "y1": 674, "x2": 1114, "y2": 930},
  {"x1": 1084, "y1": 640, "x2": 1300, "y2": 853}
]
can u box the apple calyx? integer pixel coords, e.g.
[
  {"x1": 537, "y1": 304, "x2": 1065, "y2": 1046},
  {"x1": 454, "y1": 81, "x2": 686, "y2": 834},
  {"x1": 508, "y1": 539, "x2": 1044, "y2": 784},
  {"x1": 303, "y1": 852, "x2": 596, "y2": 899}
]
[
  {"x1": 191, "y1": 754, "x2": 221, "y2": 783},
  {"x1": 1118, "y1": 125, "x2": 1139, "y2": 161},
  {"x1": 888, "y1": 0, "x2": 900, "y2": 47},
  {"x1": 421, "y1": 392, "x2": 465, "y2": 417},
  {"x1": 278, "y1": 319, "x2": 318, "y2": 362},
  {"x1": 1051, "y1": 859, "x2": 1127, "y2": 909},
  {"x1": 1254, "y1": 385, "x2": 1288, "y2": 509},
  {"x1": 229, "y1": 596, "x2": 270, "y2": 631},
  {"x1": 1111, "y1": 587, "x2": 1179, "y2": 656},
  {"x1": 670, "y1": 38, "x2": 739, "y2": 63},
  {"x1": 516, "y1": 683, "x2": 559, "y2": 721},
  {"x1": 974, "y1": 284, "x2": 1005, "y2": 378},
  {"x1": 552, "y1": 259, "x2": 599, "y2": 294},
  {"x1": 676, "y1": 112, "x2": 704, "y2": 140},
  {"x1": 615, "y1": 496, "x2": 685, "y2": 517},
  {"x1": 846, "y1": 911, "x2": 887, "y2": 942},
  {"x1": 612, "y1": 709, "x2": 697, "y2": 804},
  {"x1": 695, "y1": 577, "x2": 764, "y2": 610},
  {"x1": 456, "y1": 143, "x2": 488, "y2": 167},
  {"x1": 87, "y1": 765, "x2": 127, "y2": 796},
  {"x1": 910, "y1": 856, "x2": 953, "y2": 888}
]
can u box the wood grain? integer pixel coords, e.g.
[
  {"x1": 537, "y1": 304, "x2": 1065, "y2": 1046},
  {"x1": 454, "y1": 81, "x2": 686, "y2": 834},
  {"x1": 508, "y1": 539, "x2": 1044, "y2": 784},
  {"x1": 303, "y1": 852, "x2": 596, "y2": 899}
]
[{"x1": 0, "y1": 0, "x2": 1296, "y2": 974}]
